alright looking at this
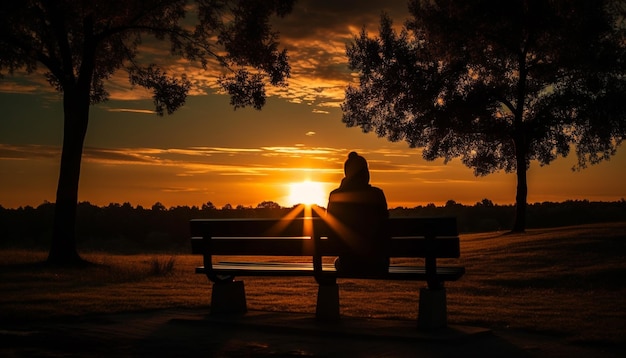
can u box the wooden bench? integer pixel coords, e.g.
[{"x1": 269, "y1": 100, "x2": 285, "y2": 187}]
[{"x1": 190, "y1": 216, "x2": 465, "y2": 329}]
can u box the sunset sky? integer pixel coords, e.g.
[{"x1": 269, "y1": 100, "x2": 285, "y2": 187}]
[{"x1": 1, "y1": 0, "x2": 625, "y2": 209}]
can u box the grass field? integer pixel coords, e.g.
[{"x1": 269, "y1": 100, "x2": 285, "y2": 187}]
[{"x1": 1, "y1": 222, "x2": 624, "y2": 346}]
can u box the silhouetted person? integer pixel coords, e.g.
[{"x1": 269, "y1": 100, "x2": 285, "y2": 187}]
[{"x1": 327, "y1": 151, "x2": 389, "y2": 275}]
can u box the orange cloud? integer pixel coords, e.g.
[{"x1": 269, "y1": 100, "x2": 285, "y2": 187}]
[{"x1": 105, "y1": 108, "x2": 156, "y2": 114}]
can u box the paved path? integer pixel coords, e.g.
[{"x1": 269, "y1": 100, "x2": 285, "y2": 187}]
[{"x1": 1, "y1": 309, "x2": 622, "y2": 357}]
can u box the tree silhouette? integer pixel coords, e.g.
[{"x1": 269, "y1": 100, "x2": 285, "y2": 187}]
[
  {"x1": 0, "y1": 0, "x2": 294, "y2": 265},
  {"x1": 256, "y1": 200, "x2": 282, "y2": 209},
  {"x1": 201, "y1": 202, "x2": 217, "y2": 211},
  {"x1": 343, "y1": 0, "x2": 626, "y2": 232}
]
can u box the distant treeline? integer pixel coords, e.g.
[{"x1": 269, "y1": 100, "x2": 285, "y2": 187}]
[{"x1": 1, "y1": 199, "x2": 624, "y2": 253}]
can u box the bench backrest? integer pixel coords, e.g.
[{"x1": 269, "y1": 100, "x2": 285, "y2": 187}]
[
  {"x1": 190, "y1": 218, "x2": 317, "y2": 256},
  {"x1": 190, "y1": 217, "x2": 460, "y2": 258}
]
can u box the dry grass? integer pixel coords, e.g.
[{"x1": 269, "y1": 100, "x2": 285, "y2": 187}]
[
  {"x1": 454, "y1": 222, "x2": 626, "y2": 345},
  {"x1": 1, "y1": 222, "x2": 624, "y2": 345}
]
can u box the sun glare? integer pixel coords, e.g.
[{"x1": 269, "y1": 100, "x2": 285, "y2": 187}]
[{"x1": 287, "y1": 180, "x2": 328, "y2": 207}]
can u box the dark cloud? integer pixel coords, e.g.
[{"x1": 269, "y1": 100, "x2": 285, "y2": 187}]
[{"x1": 276, "y1": 0, "x2": 408, "y2": 40}]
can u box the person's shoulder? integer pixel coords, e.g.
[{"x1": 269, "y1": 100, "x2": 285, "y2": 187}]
[{"x1": 329, "y1": 187, "x2": 342, "y2": 195}]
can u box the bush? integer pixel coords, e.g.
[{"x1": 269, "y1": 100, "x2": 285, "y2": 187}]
[{"x1": 148, "y1": 256, "x2": 176, "y2": 276}]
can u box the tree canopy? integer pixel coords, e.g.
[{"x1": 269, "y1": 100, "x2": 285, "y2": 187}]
[
  {"x1": 0, "y1": 0, "x2": 295, "y2": 264},
  {"x1": 1, "y1": 0, "x2": 293, "y2": 110},
  {"x1": 343, "y1": 0, "x2": 626, "y2": 231}
]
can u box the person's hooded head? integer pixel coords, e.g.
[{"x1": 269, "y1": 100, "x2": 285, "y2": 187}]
[{"x1": 341, "y1": 151, "x2": 370, "y2": 189}]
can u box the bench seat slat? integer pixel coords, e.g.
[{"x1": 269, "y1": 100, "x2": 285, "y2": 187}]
[{"x1": 195, "y1": 263, "x2": 465, "y2": 281}]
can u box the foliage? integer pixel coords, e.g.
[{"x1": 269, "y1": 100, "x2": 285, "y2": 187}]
[
  {"x1": 0, "y1": 0, "x2": 295, "y2": 264},
  {"x1": 342, "y1": 0, "x2": 626, "y2": 231},
  {"x1": 256, "y1": 200, "x2": 282, "y2": 209},
  {"x1": 0, "y1": 0, "x2": 293, "y2": 109}
]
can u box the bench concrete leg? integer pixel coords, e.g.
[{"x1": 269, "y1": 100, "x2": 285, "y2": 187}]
[
  {"x1": 417, "y1": 287, "x2": 447, "y2": 330},
  {"x1": 316, "y1": 284, "x2": 340, "y2": 322},
  {"x1": 210, "y1": 281, "x2": 247, "y2": 315}
]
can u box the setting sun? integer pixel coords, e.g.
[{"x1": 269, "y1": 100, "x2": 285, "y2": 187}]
[{"x1": 287, "y1": 181, "x2": 328, "y2": 207}]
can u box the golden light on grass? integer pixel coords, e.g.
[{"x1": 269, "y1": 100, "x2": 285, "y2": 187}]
[{"x1": 287, "y1": 180, "x2": 328, "y2": 207}]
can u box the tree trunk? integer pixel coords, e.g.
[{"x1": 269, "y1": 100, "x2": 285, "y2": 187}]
[
  {"x1": 512, "y1": 156, "x2": 528, "y2": 232},
  {"x1": 47, "y1": 89, "x2": 90, "y2": 266},
  {"x1": 512, "y1": 128, "x2": 528, "y2": 233},
  {"x1": 511, "y1": 48, "x2": 529, "y2": 233}
]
